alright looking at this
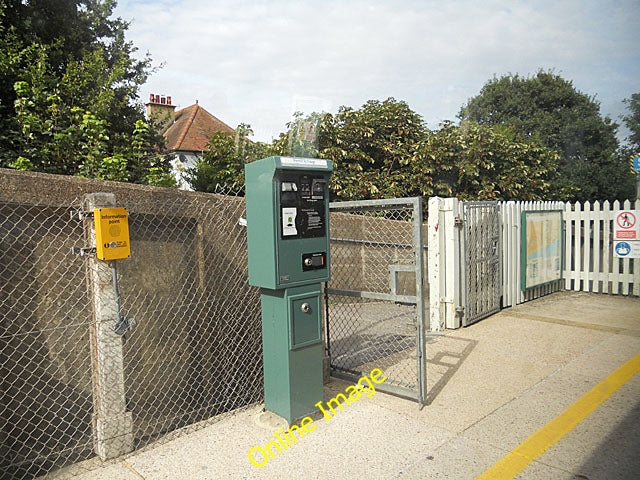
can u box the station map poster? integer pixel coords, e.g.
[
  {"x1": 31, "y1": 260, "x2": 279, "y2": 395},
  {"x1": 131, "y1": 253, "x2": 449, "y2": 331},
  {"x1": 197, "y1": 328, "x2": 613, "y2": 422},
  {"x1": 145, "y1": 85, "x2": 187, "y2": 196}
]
[{"x1": 521, "y1": 210, "x2": 564, "y2": 290}]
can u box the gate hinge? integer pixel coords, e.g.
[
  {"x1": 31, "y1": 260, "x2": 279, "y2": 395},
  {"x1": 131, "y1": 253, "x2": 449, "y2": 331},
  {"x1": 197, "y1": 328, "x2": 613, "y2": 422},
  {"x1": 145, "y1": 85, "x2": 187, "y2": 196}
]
[
  {"x1": 455, "y1": 306, "x2": 465, "y2": 317},
  {"x1": 454, "y1": 216, "x2": 464, "y2": 228}
]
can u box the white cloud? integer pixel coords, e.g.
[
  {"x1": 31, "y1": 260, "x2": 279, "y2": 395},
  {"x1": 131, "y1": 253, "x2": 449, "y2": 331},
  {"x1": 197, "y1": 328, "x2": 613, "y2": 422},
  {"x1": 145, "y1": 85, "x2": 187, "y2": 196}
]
[{"x1": 115, "y1": 0, "x2": 640, "y2": 141}]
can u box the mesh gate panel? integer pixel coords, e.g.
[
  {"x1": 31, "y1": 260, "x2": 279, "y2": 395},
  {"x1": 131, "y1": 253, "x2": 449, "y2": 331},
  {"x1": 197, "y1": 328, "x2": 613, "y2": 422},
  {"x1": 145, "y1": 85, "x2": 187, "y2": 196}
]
[
  {"x1": 327, "y1": 296, "x2": 419, "y2": 390},
  {"x1": 326, "y1": 199, "x2": 426, "y2": 401}
]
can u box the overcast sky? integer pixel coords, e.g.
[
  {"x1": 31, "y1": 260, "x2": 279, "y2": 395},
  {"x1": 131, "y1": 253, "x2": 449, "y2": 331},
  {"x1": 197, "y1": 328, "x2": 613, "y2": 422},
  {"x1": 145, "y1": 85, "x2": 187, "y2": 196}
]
[{"x1": 113, "y1": 0, "x2": 640, "y2": 143}]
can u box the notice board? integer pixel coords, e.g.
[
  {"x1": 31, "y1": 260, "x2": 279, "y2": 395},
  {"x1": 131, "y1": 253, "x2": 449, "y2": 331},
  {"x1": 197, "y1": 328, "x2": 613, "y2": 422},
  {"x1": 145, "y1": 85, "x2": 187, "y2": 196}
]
[{"x1": 521, "y1": 210, "x2": 564, "y2": 290}]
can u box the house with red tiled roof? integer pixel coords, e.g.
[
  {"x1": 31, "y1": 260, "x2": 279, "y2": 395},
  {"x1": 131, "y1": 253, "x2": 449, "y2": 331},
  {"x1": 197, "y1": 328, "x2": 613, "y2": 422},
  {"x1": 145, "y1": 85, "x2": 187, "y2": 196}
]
[{"x1": 146, "y1": 94, "x2": 236, "y2": 189}]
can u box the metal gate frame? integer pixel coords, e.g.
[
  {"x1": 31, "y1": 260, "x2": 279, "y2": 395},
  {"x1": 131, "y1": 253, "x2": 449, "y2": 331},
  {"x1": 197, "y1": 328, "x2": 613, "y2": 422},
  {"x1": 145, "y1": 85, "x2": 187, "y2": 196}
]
[
  {"x1": 325, "y1": 197, "x2": 427, "y2": 406},
  {"x1": 460, "y1": 201, "x2": 502, "y2": 326}
]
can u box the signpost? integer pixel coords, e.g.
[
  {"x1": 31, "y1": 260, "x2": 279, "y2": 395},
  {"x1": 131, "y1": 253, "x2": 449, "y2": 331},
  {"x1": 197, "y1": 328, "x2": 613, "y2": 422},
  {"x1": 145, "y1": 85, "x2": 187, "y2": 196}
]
[
  {"x1": 632, "y1": 155, "x2": 640, "y2": 202},
  {"x1": 614, "y1": 210, "x2": 640, "y2": 258}
]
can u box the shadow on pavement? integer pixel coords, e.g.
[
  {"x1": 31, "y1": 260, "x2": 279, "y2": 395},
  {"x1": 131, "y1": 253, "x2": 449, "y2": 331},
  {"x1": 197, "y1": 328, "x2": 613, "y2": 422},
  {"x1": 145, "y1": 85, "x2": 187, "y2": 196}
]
[
  {"x1": 573, "y1": 399, "x2": 640, "y2": 480},
  {"x1": 425, "y1": 335, "x2": 478, "y2": 406}
]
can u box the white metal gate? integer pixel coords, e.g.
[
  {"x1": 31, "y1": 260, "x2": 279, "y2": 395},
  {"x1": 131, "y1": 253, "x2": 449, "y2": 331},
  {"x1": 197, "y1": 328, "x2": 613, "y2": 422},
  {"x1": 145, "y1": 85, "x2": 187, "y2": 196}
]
[{"x1": 460, "y1": 202, "x2": 502, "y2": 326}]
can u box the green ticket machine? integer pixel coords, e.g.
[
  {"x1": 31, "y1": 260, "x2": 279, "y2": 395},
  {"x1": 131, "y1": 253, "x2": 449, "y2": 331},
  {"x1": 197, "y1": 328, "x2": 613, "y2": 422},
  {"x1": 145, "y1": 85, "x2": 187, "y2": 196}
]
[{"x1": 245, "y1": 156, "x2": 333, "y2": 423}]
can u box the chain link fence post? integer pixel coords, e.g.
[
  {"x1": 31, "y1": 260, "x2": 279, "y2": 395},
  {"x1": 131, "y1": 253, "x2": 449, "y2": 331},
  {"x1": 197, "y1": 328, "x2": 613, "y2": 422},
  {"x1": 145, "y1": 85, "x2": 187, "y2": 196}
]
[
  {"x1": 83, "y1": 193, "x2": 134, "y2": 460},
  {"x1": 1, "y1": 177, "x2": 262, "y2": 477}
]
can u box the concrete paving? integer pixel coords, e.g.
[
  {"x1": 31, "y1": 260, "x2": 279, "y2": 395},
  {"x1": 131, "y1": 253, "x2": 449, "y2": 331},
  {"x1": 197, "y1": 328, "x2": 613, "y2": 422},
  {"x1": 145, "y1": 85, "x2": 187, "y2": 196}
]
[{"x1": 45, "y1": 291, "x2": 640, "y2": 480}]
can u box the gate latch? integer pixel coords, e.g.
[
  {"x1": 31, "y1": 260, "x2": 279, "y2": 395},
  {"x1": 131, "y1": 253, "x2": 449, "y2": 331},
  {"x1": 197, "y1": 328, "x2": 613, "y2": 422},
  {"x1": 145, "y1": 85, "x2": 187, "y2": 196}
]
[{"x1": 454, "y1": 216, "x2": 464, "y2": 228}]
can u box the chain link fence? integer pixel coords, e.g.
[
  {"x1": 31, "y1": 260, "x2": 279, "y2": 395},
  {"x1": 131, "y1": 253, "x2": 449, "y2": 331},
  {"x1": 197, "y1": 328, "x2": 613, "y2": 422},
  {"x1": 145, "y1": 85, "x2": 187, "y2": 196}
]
[
  {"x1": 1, "y1": 184, "x2": 263, "y2": 479},
  {"x1": 2, "y1": 170, "x2": 433, "y2": 478},
  {"x1": 1, "y1": 201, "x2": 94, "y2": 480},
  {"x1": 326, "y1": 198, "x2": 427, "y2": 404},
  {"x1": 118, "y1": 187, "x2": 262, "y2": 448}
]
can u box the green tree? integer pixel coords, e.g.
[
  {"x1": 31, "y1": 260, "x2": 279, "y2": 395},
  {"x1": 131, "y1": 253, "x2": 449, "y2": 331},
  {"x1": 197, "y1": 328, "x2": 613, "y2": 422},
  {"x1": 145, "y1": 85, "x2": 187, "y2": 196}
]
[
  {"x1": 234, "y1": 123, "x2": 272, "y2": 167},
  {"x1": 272, "y1": 98, "x2": 558, "y2": 201},
  {"x1": 272, "y1": 98, "x2": 428, "y2": 200},
  {"x1": 271, "y1": 111, "x2": 326, "y2": 158},
  {"x1": 459, "y1": 71, "x2": 627, "y2": 201},
  {"x1": 128, "y1": 119, "x2": 176, "y2": 187},
  {"x1": 185, "y1": 126, "x2": 271, "y2": 192},
  {"x1": 412, "y1": 121, "x2": 558, "y2": 200},
  {"x1": 0, "y1": 0, "x2": 171, "y2": 184},
  {"x1": 617, "y1": 93, "x2": 640, "y2": 200},
  {"x1": 623, "y1": 93, "x2": 640, "y2": 151},
  {"x1": 323, "y1": 98, "x2": 427, "y2": 200},
  {"x1": 188, "y1": 132, "x2": 243, "y2": 191}
]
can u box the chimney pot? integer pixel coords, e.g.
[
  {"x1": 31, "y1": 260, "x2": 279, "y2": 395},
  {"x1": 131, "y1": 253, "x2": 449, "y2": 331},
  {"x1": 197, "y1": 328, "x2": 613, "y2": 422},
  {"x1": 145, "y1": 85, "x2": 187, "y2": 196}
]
[{"x1": 145, "y1": 93, "x2": 176, "y2": 127}]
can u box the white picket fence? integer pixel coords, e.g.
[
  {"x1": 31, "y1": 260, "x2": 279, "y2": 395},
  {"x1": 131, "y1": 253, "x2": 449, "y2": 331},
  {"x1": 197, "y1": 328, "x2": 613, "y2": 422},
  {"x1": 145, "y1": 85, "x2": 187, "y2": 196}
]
[
  {"x1": 563, "y1": 199, "x2": 640, "y2": 296},
  {"x1": 502, "y1": 199, "x2": 640, "y2": 305},
  {"x1": 428, "y1": 197, "x2": 639, "y2": 331}
]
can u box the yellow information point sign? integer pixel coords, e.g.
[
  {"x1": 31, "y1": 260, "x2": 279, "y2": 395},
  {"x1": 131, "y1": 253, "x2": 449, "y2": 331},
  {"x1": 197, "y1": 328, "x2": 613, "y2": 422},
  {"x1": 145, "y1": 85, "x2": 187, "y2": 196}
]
[{"x1": 94, "y1": 207, "x2": 131, "y2": 260}]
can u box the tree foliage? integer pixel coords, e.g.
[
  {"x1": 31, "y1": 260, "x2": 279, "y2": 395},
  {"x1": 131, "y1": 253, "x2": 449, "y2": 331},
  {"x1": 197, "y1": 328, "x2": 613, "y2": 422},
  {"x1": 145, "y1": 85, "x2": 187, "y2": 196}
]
[
  {"x1": 322, "y1": 98, "x2": 427, "y2": 199},
  {"x1": 616, "y1": 92, "x2": 640, "y2": 201},
  {"x1": 185, "y1": 125, "x2": 272, "y2": 192},
  {"x1": 413, "y1": 122, "x2": 558, "y2": 200},
  {"x1": 459, "y1": 71, "x2": 631, "y2": 201},
  {"x1": 270, "y1": 98, "x2": 557, "y2": 201},
  {"x1": 0, "y1": 0, "x2": 174, "y2": 185},
  {"x1": 270, "y1": 111, "x2": 326, "y2": 158},
  {"x1": 623, "y1": 93, "x2": 640, "y2": 151},
  {"x1": 271, "y1": 98, "x2": 428, "y2": 199}
]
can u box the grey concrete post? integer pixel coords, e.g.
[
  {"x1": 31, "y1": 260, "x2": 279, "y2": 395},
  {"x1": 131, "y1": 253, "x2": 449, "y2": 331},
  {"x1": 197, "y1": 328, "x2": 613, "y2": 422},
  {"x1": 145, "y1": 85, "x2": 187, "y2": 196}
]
[{"x1": 83, "y1": 193, "x2": 134, "y2": 460}]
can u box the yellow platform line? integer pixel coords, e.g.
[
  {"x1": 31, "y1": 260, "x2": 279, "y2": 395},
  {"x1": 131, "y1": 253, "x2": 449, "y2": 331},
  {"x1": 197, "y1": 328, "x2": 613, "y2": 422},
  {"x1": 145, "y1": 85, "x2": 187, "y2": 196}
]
[{"x1": 476, "y1": 352, "x2": 640, "y2": 480}]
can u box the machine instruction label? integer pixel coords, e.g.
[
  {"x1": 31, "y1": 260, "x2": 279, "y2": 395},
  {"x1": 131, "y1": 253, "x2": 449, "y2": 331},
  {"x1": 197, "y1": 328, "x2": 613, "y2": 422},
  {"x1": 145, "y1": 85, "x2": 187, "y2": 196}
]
[
  {"x1": 282, "y1": 207, "x2": 298, "y2": 236},
  {"x1": 280, "y1": 157, "x2": 328, "y2": 169}
]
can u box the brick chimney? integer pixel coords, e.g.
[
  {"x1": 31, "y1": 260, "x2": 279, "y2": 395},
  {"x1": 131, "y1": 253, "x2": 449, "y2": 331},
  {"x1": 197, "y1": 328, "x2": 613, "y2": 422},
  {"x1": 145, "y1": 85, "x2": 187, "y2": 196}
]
[{"x1": 145, "y1": 93, "x2": 176, "y2": 129}]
